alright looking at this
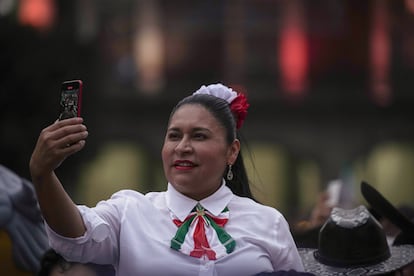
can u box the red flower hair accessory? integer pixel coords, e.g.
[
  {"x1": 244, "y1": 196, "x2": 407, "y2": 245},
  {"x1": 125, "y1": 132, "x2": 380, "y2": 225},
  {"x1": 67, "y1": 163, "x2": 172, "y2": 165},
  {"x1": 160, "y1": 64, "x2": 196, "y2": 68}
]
[
  {"x1": 230, "y1": 93, "x2": 249, "y2": 129},
  {"x1": 193, "y1": 83, "x2": 250, "y2": 129}
]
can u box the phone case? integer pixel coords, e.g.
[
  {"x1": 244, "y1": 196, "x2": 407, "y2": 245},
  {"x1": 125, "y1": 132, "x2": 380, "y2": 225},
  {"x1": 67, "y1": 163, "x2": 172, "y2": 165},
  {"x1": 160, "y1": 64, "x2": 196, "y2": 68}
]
[{"x1": 59, "y1": 80, "x2": 83, "y2": 120}]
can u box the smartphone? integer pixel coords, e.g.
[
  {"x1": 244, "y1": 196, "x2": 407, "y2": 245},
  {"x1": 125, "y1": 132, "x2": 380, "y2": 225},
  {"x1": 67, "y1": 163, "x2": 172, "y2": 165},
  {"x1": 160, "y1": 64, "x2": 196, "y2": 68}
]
[{"x1": 58, "y1": 80, "x2": 83, "y2": 120}]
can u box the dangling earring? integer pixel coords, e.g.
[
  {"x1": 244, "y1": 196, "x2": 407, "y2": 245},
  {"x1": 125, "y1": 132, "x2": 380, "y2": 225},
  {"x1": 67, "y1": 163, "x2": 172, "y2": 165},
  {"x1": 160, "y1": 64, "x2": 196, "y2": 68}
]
[{"x1": 226, "y1": 164, "x2": 233, "y2": 181}]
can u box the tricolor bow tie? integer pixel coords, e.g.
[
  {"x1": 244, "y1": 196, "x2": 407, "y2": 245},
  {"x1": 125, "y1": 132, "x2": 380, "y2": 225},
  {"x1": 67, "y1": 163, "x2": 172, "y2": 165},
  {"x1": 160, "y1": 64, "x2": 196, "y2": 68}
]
[{"x1": 170, "y1": 203, "x2": 236, "y2": 260}]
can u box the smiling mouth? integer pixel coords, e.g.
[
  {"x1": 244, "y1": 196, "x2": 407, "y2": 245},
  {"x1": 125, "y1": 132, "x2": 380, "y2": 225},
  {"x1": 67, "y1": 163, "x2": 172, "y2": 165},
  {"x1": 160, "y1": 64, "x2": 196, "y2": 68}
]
[{"x1": 173, "y1": 161, "x2": 196, "y2": 170}]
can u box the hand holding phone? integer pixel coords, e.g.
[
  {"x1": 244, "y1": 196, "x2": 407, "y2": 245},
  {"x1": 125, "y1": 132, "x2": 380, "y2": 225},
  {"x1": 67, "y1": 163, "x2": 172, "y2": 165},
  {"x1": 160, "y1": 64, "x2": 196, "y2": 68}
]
[{"x1": 58, "y1": 80, "x2": 83, "y2": 120}]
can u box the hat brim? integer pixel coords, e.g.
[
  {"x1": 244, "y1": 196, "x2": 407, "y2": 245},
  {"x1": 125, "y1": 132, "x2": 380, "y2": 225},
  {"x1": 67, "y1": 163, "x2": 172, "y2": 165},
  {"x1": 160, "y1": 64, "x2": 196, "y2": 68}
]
[
  {"x1": 361, "y1": 181, "x2": 414, "y2": 234},
  {"x1": 298, "y1": 245, "x2": 414, "y2": 276}
]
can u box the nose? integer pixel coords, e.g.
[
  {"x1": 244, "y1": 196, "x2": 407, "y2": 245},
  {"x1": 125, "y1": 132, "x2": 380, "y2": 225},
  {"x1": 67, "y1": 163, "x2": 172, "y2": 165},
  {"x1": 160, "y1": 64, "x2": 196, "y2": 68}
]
[{"x1": 175, "y1": 137, "x2": 193, "y2": 153}]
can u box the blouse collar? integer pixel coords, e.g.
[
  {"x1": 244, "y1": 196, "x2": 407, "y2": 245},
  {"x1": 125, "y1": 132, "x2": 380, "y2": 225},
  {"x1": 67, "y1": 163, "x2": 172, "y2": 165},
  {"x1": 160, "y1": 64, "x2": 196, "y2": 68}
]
[{"x1": 166, "y1": 180, "x2": 234, "y2": 221}]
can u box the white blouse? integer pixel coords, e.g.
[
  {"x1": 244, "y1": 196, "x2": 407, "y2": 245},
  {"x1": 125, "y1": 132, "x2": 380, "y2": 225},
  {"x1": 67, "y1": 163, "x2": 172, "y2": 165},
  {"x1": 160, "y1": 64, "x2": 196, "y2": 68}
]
[{"x1": 46, "y1": 182, "x2": 304, "y2": 276}]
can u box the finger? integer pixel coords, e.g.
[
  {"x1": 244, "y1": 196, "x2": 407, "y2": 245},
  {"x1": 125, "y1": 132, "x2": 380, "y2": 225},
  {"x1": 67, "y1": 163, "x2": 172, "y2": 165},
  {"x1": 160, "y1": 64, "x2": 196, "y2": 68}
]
[
  {"x1": 60, "y1": 139, "x2": 87, "y2": 155},
  {"x1": 42, "y1": 118, "x2": 87, "y2": 144},
  {"x1": 48, "y1": 117, "x2": 84, "y2": 132},
  {"x1": 56, "y1": 130, "x2": 88, "y2": 148},
  {"x1": 52, "y1": 124, "x2": 87, "y2": 142}
]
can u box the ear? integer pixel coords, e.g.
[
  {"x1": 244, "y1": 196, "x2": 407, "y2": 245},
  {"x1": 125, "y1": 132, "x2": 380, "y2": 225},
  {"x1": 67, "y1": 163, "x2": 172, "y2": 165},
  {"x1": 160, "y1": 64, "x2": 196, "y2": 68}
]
[{"x1": 227, "y1": 139, "x2": 240, "y2": 165}]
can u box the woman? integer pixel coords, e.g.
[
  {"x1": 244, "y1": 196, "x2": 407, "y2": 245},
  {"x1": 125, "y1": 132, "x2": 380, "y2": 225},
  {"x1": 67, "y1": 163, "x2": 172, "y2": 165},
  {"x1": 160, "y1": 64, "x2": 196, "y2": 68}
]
[{"x1": 30, "y1": 83, "x2": 304, "y2": 275}]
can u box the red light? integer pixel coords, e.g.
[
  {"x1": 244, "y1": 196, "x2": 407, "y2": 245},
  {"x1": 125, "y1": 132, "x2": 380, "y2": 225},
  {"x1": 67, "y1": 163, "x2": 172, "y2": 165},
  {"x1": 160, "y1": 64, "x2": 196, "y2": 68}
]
[
  {"x1": 278, "y1": 0, "x2": 308, "y2": 102},
  {"x1": 18, "y1": 0, "x2": 56, "y2": 31},
  {"x1": 279, "y1": 26, "x2": 308, "y2": 94},
  {"x1": 370, "y1": 0, "x2": 391, "y2": 107}
]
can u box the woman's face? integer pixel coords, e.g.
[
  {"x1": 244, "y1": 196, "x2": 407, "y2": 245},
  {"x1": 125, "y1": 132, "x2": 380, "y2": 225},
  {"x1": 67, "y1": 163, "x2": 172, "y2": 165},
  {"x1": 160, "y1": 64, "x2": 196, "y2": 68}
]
[{"x1": 162, "y1": 104, "x2": 239, "y2": 200}]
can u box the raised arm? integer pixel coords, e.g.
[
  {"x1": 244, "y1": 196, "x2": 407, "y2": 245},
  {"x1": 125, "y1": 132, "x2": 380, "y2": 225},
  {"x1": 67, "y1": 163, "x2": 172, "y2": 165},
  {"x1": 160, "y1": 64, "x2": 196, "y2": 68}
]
[{"x1": 29, "y1": 117, "x2": 88, "y2": 238}]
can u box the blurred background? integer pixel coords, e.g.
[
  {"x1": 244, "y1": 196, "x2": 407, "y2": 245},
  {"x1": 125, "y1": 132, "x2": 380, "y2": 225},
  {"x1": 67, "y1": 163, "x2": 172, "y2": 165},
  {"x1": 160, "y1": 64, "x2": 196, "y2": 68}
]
[{"x1": 1, "y1": 0, "x2": 414, "y2": 224}]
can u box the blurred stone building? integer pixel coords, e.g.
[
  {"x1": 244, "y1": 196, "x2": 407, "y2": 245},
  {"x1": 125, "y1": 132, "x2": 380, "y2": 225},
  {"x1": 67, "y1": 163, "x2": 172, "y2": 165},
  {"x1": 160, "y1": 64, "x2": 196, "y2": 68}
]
[{"x1": 1, "y1": 0, "x2": 413, "y2": 223}]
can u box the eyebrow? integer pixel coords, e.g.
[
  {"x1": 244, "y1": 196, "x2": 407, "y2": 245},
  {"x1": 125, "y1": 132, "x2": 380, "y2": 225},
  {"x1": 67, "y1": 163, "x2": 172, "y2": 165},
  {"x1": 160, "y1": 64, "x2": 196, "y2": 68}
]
[{"x1": 167, "y1": 127, "x2": 212, "y2": 133}]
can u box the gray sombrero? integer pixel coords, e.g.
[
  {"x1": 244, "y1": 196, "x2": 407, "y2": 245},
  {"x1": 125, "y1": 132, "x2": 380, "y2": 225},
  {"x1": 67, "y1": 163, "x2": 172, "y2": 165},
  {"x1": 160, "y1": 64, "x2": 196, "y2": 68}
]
[{"x1": 298, "y1": 205, "x2": 414, "y2": 276}]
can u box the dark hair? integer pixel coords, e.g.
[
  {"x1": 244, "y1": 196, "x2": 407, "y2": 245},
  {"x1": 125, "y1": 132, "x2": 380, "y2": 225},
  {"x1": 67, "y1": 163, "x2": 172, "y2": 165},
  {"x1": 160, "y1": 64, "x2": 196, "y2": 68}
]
[
  {"x1": 169, "y1": 93, "x2": 253, "y2": 199},
  {"x1": 37, "y1": 249, "x2": 115, "y2": 276},
  {"x1": 37, "y1": 249, "x2": 71, "y2": 276}
]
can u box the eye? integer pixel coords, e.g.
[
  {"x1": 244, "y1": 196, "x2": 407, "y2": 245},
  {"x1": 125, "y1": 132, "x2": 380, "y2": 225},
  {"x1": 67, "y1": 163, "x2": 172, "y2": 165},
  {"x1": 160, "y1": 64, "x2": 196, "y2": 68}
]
[
  {"x1": 167, "y1": 131, "x2": 181, "y2": 140},
  {"x1": 193, "y1": 132, "x2": 207, "y2": 140}
]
